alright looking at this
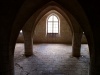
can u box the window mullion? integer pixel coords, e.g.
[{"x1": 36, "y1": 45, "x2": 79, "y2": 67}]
[{"x1": 52, "y1": 15, "x2": 54, "y2": 33}]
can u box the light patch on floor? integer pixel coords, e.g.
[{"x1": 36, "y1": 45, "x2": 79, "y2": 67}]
[{"x1": 14, "y1": 43, "x2": 89, "y2": 75}]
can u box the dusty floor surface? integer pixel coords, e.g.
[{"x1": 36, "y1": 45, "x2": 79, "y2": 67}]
[{"x1": 14, "y1": 43, "x2": 89, "y2": 75}]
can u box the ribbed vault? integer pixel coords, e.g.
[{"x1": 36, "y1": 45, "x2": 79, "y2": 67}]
[{"x1": 9, "y1": 0, "x2": 94, "y2": 75}]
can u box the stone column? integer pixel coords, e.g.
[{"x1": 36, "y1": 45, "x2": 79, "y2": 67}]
[
  {"x1": 0, "y1": 45, "x2": 14, "y2": 75},
  {"x1": 72, "y1": 32, "x2": 83, "y2": 57},
  {"x1": 23, "y1": 31, "x2": 33, "y2": 56},
  {"x1": 89, "y1": 44, "x2": 100, "y2": 75}
]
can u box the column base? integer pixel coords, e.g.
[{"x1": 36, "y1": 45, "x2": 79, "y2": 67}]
[
  {"x1": 25, "y1": 52, "x2": 33, "y2": 57},
  {"x1": 72, "y1": 53, "x2": 80, "y2": 57}
]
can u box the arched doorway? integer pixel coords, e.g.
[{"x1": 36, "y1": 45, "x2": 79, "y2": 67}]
[
  {"x1": 9, "y1": 0, "x2": 93, "y2": 75},
  {"x1": 14, "y1": 8, "x2": 90, "y2": 75}
]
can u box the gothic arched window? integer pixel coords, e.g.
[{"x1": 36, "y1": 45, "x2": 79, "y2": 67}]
[{"x1": 47, "y1": 13, "x2": 60, "y2": 34}]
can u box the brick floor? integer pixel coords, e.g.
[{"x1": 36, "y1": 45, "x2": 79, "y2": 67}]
[{"x1": 14, "y1": 43, "x2": 89, "y2": 75}]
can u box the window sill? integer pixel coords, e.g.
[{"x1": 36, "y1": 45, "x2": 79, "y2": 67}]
[{"x1": 46, "y1": 33, "x2": 60, "y2": 37}]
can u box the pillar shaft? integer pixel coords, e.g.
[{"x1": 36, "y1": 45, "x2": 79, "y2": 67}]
[
  {"x1": 89, "y1": 44, "x2": 100, "y2": 75},
  {"x1": 72, "y1": 32, "x2": 82, "y2": 57},
  {"x1": 23, "y1": 31, "x2": 33, "y2": 56},
  {"x1": 0, "y1": 45, "x2": 14, "y2": 75}
]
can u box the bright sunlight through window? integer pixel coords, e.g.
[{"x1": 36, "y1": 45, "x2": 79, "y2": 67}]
[{"x1": 47, "y1": 14, "x2": 60, "y2": 34}]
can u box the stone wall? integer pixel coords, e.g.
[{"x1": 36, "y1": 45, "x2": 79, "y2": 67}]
[{"x1": 17, "y1": 10, "x2": 87, "y2": 44}]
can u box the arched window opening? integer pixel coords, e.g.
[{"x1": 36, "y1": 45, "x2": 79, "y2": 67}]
[{"x1": 46, "y1": 13, "x2": 60, "y2": 35}]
